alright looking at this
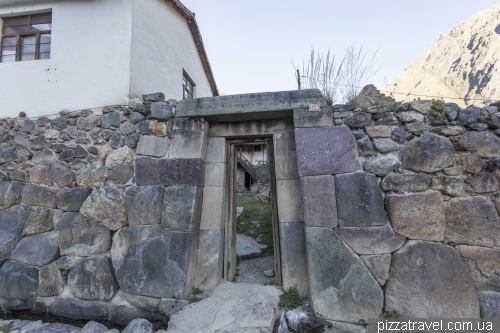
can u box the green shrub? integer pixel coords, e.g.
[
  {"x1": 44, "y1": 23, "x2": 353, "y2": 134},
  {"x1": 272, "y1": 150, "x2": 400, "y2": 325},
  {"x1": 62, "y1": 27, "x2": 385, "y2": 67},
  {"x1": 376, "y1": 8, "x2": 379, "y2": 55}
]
[
  {"x1": 192, "y1": 287, "x2": 203, "y2": 295},
  {"x1": 278, "y1": 285, "x2": 301, "y2": 309},
  {"x1": 0, "y1": 323, "x2": 13, "y2": 333},
  {"x1": 479, "y1": 111, "x2": 490, "y2": 123},
  {"x1": 380, "y1": 310, "x2": 401, "y2": 318},
  {"x1": 431, "y1": 99, "x2": 448, "y2": 117}
]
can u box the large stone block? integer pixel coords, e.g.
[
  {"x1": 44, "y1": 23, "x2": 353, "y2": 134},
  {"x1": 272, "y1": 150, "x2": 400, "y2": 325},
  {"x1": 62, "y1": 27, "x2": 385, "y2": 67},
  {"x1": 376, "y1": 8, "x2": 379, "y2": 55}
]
[
  {"x1": 11, "y1": 230, "x2": 59, "y2": 266},
  {"x1": 293, "y1": 108, "x2": 334, "y2": 127},
  {"x1": 56, "y1": 188, "x2": 92, "y2": 212},
  {"x1": 457, "y1": 245, "x2": 500, "y2": 292},
  {"x1": 105, "y1": 146, "x2": 134, "y2": 168},
  {"x1": 162, "y1": 186, "x2": 202, "y2": 232},
  {"x1": 169, "y1": 130, "x2": 207, "y2": 160},
  {"x1": 150, "y1": 102, "x2": 173, "y2": 121},
  {"x1": 47, "y1": 161, "x2": 76, "y2": 188},
  {"x1": 76, "y1": 162, "x2": 106, "y2": 187},
  {"x1": 385, "y1": 241, "x2": 479, "y2": 317},
  {"x1": 335, "y1": 172, "x2": 386, "y2": 227},
  {"x1": 458, "y1": 132, "x2": 500, "y2": 158},
  {"x1": 360, "y1": 254, "x2": 391, "y2": 286},
  {"x1": 295, "y1": 126, "x2": 361, "y2": 176},
  {"x1": 205, "y1": 137, "x2": 226, "y2": 163},
  {"x1": 38, "y1": 262, "x2": 65, "y2": 297},
  {"x1": 111, "y1": 226, "x2": 196, "y2": 298},
  {"x1": 336, "y1": 226, "x2": 405, "y2": 255},
  {"x1": 274, "y1": 132, "x2": 299, "y2": 180},
  {"x1": 120, "y1": 291, "x2": 161, "y2": 312},
  {"x1": 68, "y1": 255, "x2": 119, "y2": 301},
  {"x1": 466, "y1": 172, "x2": 499, "y2": 193},
  {"x1": 200, "y1": 187, "x2": 225, "y2": 230},
  {"x1": 108, "y1": 302, "x2": 166, "y2": 327},
  {"x1": 479, "y1": 291, "x2": 500, "y2": 318},
  {"x1": 0, "y1": 181, "x2": 23, "y2": 209},
  {"x1": 388, "y1": 192, "x2": 446, "y2": 241},
  {"x1": 135, "y1": 157, "x2": 205, "y2": 187},
  {"x1": 280, "y1": 222, "x2": 309, "y2": 297},
  {"x1": 380, "y1": 173, "x2": 431, "y2": 192},
  {"x1": 305, "y1": 227, "x2": 383, "y2": 323},
  {"x1": 58, "y1": 212, "x2": 111, "y2": 256},
  {"x1": 445, "y1": 197, "x2": 500, "y2": 248},
  {"x1": 23, "y1": 206, "x2": 54, "y2": 236},
  {"x1": 300, "y1": 175, "x2": 337, "y2": 228},
  {"x1": 21, "y1": 184, "x2": 57, "y2": 208},
  {"x1": 136, "y1": 135, "x2": 170, "y2": 158},
  {"x1": 49, "y1": 297, "x2": 109, "y2": 321},
  {"x1": 172, "y1": 117, "x2": 207, "y2": 132},
  {"x1": 126, "y1": 186, "x2": 164, "y2": 226},
  {"x1": 399, "y1": 134, "x2": 455, "y2": 172},
  {"x1": 0, "y1": 204, "x2": 29, "y2": 260},
  {"x1": 363, "y1": 155, "x2": 400, "y2": 176},
  {"x1": 276, "y1": 179, "x2": 303, "y2": 223},
  {"x1": 122, "y1": 319, "x2": 155, "y2": 333},
  {"x1": 194, "y1": 229, "x2": 223, "y2": 290},
  {"x1": 433, "y1": 175, "x2": 464, "y2": 196},
  {"x1": 204, "y1": 163, "x2": 226, "y2": 187},
  {"x1": 107, "y1": 163, "x2": 134, "y2": 184},
  {"x1": 80, "y1": 187, "x2": 127, "y2": 230},
  {"x1": 0, "y1": 260, "x2": 39, "y2": 311}
]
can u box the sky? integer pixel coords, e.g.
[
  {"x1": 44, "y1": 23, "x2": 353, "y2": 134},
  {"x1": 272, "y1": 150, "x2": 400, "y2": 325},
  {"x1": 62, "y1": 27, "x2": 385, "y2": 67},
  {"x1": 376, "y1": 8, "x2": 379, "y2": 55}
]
[{"x1": 181, "y1": 0, "x2": 500, "y2": 99}]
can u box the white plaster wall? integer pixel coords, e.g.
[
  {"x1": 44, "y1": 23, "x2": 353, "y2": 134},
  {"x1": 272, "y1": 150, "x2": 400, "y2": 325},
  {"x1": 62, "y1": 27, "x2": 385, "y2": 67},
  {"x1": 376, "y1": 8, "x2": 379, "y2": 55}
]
[
  {"x1": 129, "y1": 0, "x2": 213, "y2": 101},
  {"x1": 0, "y1": 0, "x2": 133, "y2": 118}
]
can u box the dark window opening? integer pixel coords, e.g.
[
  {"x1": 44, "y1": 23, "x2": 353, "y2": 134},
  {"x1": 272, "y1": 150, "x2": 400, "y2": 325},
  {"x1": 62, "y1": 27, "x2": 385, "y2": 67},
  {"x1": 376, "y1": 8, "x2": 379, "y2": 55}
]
[{"x1": 182, "y1": 71, "x2": 195, "y2": 99}]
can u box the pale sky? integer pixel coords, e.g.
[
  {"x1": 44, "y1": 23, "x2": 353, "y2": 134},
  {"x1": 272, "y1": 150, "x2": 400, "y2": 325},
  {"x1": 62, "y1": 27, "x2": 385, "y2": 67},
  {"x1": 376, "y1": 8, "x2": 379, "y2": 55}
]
[{"x1": 181, "y1": 0, "x2": 500, "y2": 100}]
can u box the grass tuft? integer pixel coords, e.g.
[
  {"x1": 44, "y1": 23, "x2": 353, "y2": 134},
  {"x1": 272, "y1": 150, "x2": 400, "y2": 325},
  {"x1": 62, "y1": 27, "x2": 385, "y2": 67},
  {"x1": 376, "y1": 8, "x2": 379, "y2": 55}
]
[
  {"x1": 278, "y1": 285, "x2": 302, "y2": 309},
  {"x1": 380, "y1": 310, "x2": 401, "y2": 318}
]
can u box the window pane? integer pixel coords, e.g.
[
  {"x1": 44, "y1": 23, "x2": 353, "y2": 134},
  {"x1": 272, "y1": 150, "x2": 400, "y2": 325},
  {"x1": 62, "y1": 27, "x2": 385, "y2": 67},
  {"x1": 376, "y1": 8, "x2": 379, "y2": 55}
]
[
  {"x1": 2, "y1": 25, "x2": 28, "y2": 34},
  {"x1": 39, "y1": 43, "x2": 50, "y2": 53},
  {"x1": 1, "y1": 37, "x2": 17, "y2": 47},
  {"x1": 1, "y1": 55, "x2": 16, "y2": 62},
  {"x1": 21, "y1": 36, "x2": 36, "y2": 61},
  {"x1": 40, "y1": 34, "x2": 51, "y2": 44},
  {"x1": 1, "y1": 46, "x2": 16, "y2": 56},
  {"x1": 21, "y1": 53, "x2": 35, "y2": 61},
  {"x1": 31, "y1": 14, "x2": 52, "y2": 25},
  {"x1": 39, "y1": 52, "x2": 50, "y2": 60},
  {"x1": 3, "y1": 16, "x2": 27, "y2": 27},
  {"x1": 31, "y1": 23, "x2": 51, "y2": 31},
  {"x1": 22, "y1": 36, "x2": 36, "y2": 45}
]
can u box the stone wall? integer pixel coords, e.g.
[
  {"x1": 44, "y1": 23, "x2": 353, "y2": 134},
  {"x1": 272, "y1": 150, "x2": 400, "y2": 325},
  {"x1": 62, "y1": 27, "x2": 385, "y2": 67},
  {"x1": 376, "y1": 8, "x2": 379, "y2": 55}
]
[
  {"x1": 0, "y1": 93, "x2": 205, "y2": 325},
  {"x1": 294, "y1": 88, "x2": 500, "y2": 323}
]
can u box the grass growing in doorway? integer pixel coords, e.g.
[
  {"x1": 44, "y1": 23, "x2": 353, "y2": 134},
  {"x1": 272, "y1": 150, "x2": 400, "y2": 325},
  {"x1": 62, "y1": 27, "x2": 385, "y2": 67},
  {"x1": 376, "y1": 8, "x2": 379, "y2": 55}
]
[{"x1": 236, "y1": 194, "x2": 274, "y2": 257}]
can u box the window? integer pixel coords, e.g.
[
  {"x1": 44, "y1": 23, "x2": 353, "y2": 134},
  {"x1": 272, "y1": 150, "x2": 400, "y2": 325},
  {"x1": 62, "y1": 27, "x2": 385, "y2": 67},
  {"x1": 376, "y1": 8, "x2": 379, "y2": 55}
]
[
  {"x1": 182, "y1": 71, "x2": 195, "y2": 99},
  {"x1": 1, "y1": 13, "x2": 52, "y2": 63}
]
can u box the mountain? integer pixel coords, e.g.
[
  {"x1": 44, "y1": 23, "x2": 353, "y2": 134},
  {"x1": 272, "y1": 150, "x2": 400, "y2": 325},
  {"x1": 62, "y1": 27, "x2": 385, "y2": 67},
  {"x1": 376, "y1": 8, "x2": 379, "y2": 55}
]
[{"x1": 382, "y1": 3, "x2": 500, "y2": 107}]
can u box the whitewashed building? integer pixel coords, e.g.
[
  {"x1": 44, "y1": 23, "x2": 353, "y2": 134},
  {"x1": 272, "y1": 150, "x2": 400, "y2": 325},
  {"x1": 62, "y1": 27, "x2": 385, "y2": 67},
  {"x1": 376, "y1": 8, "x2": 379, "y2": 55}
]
[{"x1": 0, "y1": 0, "x2": 218, "y2": 118}]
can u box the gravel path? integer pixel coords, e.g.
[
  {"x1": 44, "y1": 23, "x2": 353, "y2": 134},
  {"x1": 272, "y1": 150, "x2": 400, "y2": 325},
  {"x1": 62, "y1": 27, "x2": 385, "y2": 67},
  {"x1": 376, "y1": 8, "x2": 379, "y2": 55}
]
[{"x1": 235, "y1": 255, "x2": 275, "y2": 285}]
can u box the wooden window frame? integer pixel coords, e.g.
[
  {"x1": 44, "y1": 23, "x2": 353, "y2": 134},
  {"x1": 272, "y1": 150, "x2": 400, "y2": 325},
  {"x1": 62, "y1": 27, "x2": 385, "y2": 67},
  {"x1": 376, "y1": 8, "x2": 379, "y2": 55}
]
[
  {"x1": 182, "y1": 70, "x2": 196, "y2": 99},
  {"x1": 1, "y1": 12, "x2": 52, "y2": 62}
]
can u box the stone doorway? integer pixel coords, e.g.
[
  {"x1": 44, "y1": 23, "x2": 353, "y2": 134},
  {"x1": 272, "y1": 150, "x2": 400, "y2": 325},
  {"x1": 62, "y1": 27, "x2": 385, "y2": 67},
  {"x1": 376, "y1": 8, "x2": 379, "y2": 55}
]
[{"x1": 224, "y1": 139, "x2": 281, "y2": 286}]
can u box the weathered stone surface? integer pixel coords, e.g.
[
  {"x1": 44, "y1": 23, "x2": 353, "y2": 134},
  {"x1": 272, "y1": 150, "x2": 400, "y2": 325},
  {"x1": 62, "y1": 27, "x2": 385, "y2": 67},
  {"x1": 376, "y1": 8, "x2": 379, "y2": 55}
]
[
  {"x1": 0, "y1": 260, "x2": 39, "y2": 310},
  {"x1": 336, "y1": 226, "x2": 405, "y2": 255},
  {"x1": 168, "y1": 281, "x2": 280, "y2": 333},
  {"x1": 162, "y1": 186, "x2": 202, "y2": 231},
  {"x1": 126, "y1": 186, "x2": 164, "y2": 226},
  {"x1": 279, "y1": 223, "x2": 309, "y2": 297},
  {"x1": 138, "y1": 121, "x2": 151, "y2": 135},
  {"x1": 388, "y1": 192, "x2": 446, "y2": 241},
  {"x1": 325, "y1": 322, "x2": 366, "y2": 333},
  {"x1": 335, "y1": 172, "x2": 386, "y2": 227},
  {"x1": 466, "y1": 172, "x2": 498, "y2": 193},
  {"x1": 360, "y1": 254, "x2": 391, "y2": 286},
  {"x1": 135, "y1": 157, "x2": 204, "y2": 187},
  {"x1": 399, "y1": 111, "x2": 424, "y2": 123},
  {"x1": 432, "y1": 175, "x2": 464, "y2": 196},
  {"x1": 372, "y1": 138, "x2": 402, "y2": 153},
  {"x1": 107, "y1": 163, "x2": 134, "y2": 184},
  {"x1": 81, "y1": 321, "x2": 109, "y2": 333},
  {"x1": 55, "y1": 256, "x2": 85, "y2": 275},
  {"x1": 101, "y1": 112, "x2": 123, "y2": 129},
  {"x1": 399, "y1": 134, "x2": 455, "y2": 172},
  {"x1": 105, "y1": 146, "x2": 134, "y2": 168},
  {"x1": 56, "y1": 188, "x2": 91, "y2": 212},
  {"x1": 194, "y1": 230, "x2": 222, "y2": 291},
  {"x1": 32, "y1": 149, "x2": 57, "y2": 165},
  {"x1": 122, "y1": 318, "x2": 154, "y2": 333},
  {"x1": 457, "y1": 106, "x2": 481, "y2": 126},
  {"x1": 23, "y1": 206, "x2": 54, "y2": 236},
  {"x1": 295, "y1": 126, "x2": 360, "y2": 176},
  {"x1": 365, "y1": 125, "x2": 391, "y2": 138},
  {"x1": 0, "y1": 205, "x2": 29, "y2": 260},
  {"x1": 410, "y1": 100, "x2": 433, "y2": 114},
  {"x1": 205, "y1": 137, "x2": 226, "y2": 163},
  {"x1": 356, "y1": 136, "x2": 374, "y2": 157},
  {"x1": 305, "y1": 227, "x2": 383, "y2": 323},
  {"x1": 158, "y1": 298, "x2": 189, "y2": 318},
  {"x1": 391, "y1": 127, "x2": 413, "y2": 143},
  {"x1": 51, "y1": 117, "x2": 69, "y2": 130},
  {"x1": 21, "y1": 184, "x2": 57, "y2": 208},
  {"x1": 200, "y1": 187, "x2": 224, "y2": 230},
  {"x1": 285, "y1": 306, "x2": 334, "y2": 333},
  {"x1": 129, "y1": 112, "x2": 145, "y2": 124},
  {"x1": 120, "y1": 291, "x2": 160, "y2": 312},
  {"x1": 119, "y1": 122, "x2": 137, "y2": 136},
  {"x1": 150, "y1": 102, "x2": 174, "y2": 121},
  {"x1": 143, "y1": 92, "x2": 165, "y2": 102},
  {"x1": 432, "y1": 125, "x2": 467, "y2": 136},
  {"x1": 458, "y1": 131, "x2": 500, "y2": 158},
  {"x1": 76, "y1": 162, "x2": 106, "y2": 187},
  {"x1": 80, "y1": 187, "x2": 127, "y2": 230},
  {"x1": 136, "y1": 136, "x2": 170, "y2": 157},
  {"x1": 169, "y1": 129, "x2": 207, "y2": 161},
  {"x1": 446, "y1": 197, "x2": 500, "y2": 248},
  {"x1": 300, "y1": 175, "x2": 337, "y2": 228},
  {"x1": 343, "y1": 112, "x2": 372, "y2": 128},
  {"x1": 36, "y1": 323, "x2": 79, "y2": 333},
  {"x1": 461, "y1": 153, "x2": 486, "y2": 173},
  {"x1": 204, "y1": 163, "x2": 226, "y2": 187},
  {"x1": 37, "y1": 262, "x2": 64, "y2": 297},
  {"x1": 457, "y1": 245, "x2": 500, "y2": 292},
  {"x1": 381, "y1": 173, "x2": 431, "y2": 192},
  {"x1": 111, "y1": 226, "x2": 195, "y2": 298},
  {"x1": 0, "y1": 147, "x2": 17, "y2": 164},
  {"x1": 68, "y1": 255, "x2": 118, "y2": 301},
  {"x1": 293, "y1": 108, "x2": 334, "y2": 127},
  {"x1": 479, "y1": 291, "x2": 500, "y2": 318},
  {"x1": 59, "y1": 212, "x2": 111, "y2": 256},
  {"x1": 469, "y1": 122, "x2": 489, "y2": 131},
  {"x1": 149, "y1": 120, "x2": 168, "y2": 136},
  {"x1": 276, "y1": 179, "x2": 303, "y2": 223},
  {"x1": 73, "y1": 145, "x2": 88, "y2": 158},
  {"x1": 29, "y1": 165, "x2": 48, "y2": 184},
  {"x1": 109, "y1": 133, "x2": 122, "y2": 148},
  {"x1": 385, "y1": 241, "x2": 479, "y2": 317},
  {"x1": 11, "y1": 230, "x2": 59, "y2": 266},
  {"x1": 0, "y1": 181, "x2": 23, "y2": 209},
  {"x1": 49, "y1": 297, "x2": 109, "y2": 321},
  {"x1": 9, "y1": 169, "x2": 27, "y2": 182},
  {"x1": 30, "y1": 135, "x2": 50, "y2": 151},
  {"x1": 108, "y1": 303, "x2": 165, "y2": 327},
  {"x1": 363, "y1": 155, "x2": 400, "y2": 176},
  {"x1": 47, "y1": 162, "x2": 76, "y2": 188}
]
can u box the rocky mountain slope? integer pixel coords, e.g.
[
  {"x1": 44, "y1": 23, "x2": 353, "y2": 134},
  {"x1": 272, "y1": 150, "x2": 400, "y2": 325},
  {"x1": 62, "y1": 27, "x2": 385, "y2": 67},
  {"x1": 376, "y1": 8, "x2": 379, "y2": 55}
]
[{"x1": 382, "y1": 3, "x2": 500, "y2": 107}]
